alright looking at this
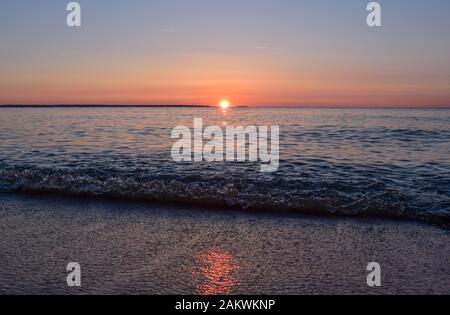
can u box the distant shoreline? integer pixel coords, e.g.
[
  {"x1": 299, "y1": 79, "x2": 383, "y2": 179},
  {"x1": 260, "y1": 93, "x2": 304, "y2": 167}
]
[
  {"x1": 0, "y1": 104, "x2": 449, "y2": 109},
  {"x1": 0, "y1": 104, "x2": 212, "y2": 108}
]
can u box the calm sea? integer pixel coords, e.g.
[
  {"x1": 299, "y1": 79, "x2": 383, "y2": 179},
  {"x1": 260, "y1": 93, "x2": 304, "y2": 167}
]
[{"x1": 0, "y1": 107, "x2": 449, "y2": 223}]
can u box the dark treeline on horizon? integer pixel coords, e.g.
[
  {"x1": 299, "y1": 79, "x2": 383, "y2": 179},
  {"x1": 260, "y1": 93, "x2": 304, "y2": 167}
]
[{"x1": 0, "y1": 104, "x2": 212, "y2": 108}]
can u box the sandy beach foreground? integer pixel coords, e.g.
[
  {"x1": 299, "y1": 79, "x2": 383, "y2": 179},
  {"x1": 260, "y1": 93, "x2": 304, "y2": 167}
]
[{"x1": 0, "y1": 193, "x2": 449, "y2": 295}]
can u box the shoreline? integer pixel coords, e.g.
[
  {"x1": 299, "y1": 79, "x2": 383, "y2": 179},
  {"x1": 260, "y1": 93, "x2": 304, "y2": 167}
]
[
  {"x1": 6, "y1": 190, "x2": 450, "y2": 229},
  {"x1": 0, "y1": 192, "x2": 449, "y2": 294},
  {"x1": 0, "y1": 104, "x2": 212, "y2": 108},
  {"x1": 0, "y1": 105, "x2": 449, "y2": 109}
]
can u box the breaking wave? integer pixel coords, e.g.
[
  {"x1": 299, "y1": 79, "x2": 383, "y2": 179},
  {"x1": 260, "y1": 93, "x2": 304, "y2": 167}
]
[{"x1": 1, "y1": 167, "x2": 449, "y2": 226}]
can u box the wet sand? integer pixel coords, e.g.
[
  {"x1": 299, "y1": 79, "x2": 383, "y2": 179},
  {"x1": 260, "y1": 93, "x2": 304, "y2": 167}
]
[{"x1": 0, "y1": 193, "x2": 449, "y2": 295}]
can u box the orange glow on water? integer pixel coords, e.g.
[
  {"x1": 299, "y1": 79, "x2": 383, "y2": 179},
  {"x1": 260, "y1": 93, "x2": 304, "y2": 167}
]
[{"x1": 192, "y1": 249, "x2": 239, "y2": 295}]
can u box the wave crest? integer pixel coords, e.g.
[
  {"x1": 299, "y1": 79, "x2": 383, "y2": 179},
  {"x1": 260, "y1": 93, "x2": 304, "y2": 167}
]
[{"x1": 0, "y1": 168, "x2": 448, "y2": 226}]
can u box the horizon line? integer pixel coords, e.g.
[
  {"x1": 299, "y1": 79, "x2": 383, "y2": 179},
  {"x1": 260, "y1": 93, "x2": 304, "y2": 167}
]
[{"x1": 1, "y1": 104, "x2": 450, "y2": 109}]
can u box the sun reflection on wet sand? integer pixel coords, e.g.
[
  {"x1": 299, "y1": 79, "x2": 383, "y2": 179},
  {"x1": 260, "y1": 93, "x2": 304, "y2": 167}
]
[{"x1": 192, "y1": 248, "x2": 240, "y2": 295}]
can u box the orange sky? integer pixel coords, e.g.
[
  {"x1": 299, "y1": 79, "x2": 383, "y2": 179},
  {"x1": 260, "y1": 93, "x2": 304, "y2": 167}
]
[{"x1": 1, "y1": 1, "x2": 450, "y2": 107}]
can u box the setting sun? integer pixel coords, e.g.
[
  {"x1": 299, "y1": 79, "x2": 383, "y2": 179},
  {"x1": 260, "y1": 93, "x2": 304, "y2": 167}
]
[{"x1": 219, "y1": 100, "x2": 230, "y2": 109}]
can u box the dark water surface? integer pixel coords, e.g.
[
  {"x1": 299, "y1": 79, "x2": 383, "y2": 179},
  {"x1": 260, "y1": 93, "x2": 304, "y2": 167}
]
[{"x1": 0, "y1": 107, "x2": 449, "y2": 223}]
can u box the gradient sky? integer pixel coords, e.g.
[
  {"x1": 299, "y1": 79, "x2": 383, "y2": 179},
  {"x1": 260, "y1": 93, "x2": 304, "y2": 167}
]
[{"x1": 1, "y1": 0, "x2": 450, "y2": 107}]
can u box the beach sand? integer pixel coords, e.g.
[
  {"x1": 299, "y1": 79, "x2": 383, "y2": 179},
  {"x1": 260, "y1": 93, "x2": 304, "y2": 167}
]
[{"x1": 0, "y1": 193, "x2": 449, "y2": 295}]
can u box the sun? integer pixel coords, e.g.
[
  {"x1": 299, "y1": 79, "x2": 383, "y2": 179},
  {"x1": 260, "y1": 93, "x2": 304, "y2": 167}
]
[{"x1": 219, "y1": 100, "x2": 230, "y2": 109}]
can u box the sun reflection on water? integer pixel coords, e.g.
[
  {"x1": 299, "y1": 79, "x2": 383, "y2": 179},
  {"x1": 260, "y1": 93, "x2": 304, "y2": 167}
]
[{"x1": 192, "y1": 248, "x2": 240, "y2": 295}]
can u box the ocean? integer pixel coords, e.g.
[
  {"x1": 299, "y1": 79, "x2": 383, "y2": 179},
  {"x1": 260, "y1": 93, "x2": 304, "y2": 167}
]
[
  {"x1": 0, "y1": 107, "x2": 449, "y2": 224},
  {"x1": 1, "y1": 106, "x2": 450, "y2": 294}
]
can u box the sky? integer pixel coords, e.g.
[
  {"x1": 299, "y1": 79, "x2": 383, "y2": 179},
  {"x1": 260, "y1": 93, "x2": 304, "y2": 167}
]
[{"x1": 1, "y1": 0, "x2": 450, "y2": 107}]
